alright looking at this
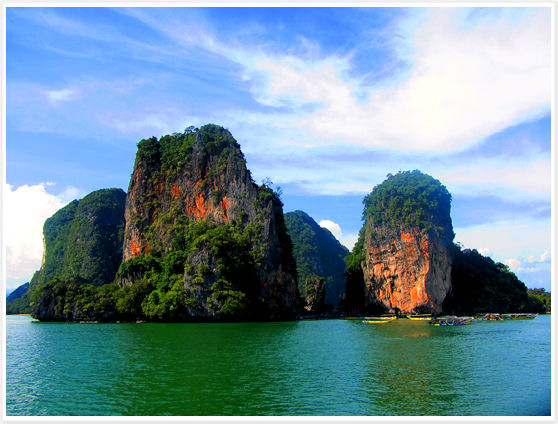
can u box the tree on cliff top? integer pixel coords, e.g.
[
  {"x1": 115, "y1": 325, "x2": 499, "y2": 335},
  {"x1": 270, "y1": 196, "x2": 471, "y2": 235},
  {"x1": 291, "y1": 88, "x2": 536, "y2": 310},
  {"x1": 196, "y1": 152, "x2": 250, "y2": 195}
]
[
  {"x1": 362, "y1": 170, "x2": 454, "y2": 242},
  {"x1": 134, "y1": 124, "x2": 242, "y2": 179}
]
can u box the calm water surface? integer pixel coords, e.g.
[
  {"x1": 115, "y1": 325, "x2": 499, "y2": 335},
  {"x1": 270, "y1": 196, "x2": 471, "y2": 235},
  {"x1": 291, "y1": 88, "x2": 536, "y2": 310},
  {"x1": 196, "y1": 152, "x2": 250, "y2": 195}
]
[{"x1": 6, "y1": 314, "x2": 551, "y2": 416}]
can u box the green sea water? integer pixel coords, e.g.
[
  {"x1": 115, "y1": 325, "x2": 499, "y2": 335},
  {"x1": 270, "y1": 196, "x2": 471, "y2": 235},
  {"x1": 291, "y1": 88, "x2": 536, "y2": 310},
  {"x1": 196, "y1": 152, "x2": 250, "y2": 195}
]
[{"x1": 6, "y1": 314, "x2": 551, "y2": 416}]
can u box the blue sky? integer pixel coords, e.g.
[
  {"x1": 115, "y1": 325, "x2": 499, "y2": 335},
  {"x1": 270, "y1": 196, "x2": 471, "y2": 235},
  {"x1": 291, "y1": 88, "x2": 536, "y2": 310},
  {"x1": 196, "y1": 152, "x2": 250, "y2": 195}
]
[{"x1": 5, "y1": 6, "x2": 552, "y2": 293}]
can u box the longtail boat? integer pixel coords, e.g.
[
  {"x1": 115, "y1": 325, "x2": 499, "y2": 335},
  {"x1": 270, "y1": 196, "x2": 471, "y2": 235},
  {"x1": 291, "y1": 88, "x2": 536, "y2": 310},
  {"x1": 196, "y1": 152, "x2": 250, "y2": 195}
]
[{"x1": 362, "y1": 316, "x2": 397, "y2": 324}]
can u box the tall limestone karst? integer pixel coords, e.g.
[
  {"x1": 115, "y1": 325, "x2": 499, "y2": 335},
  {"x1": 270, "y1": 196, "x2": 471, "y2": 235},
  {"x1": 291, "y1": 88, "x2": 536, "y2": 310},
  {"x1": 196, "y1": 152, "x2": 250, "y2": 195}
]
[
  {"x1": 346, "y1": 171, "x2": 454, "y2": 315},
  {"x1": 28, "y1": 188, "x2": 126, "y2": 319},
  {"x1": 116, "y1": 124, "x2": 299, "y2": 320},
  {"x1": 284, "y1": 210, "x2": 348, "y2": 307}
]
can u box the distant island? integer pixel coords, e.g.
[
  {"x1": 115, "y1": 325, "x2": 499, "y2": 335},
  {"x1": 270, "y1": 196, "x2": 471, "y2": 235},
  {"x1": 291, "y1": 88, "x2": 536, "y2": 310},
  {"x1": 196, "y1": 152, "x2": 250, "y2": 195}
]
[{"x1": 7, "y1": 125, "x2": 550, "y2": 321}]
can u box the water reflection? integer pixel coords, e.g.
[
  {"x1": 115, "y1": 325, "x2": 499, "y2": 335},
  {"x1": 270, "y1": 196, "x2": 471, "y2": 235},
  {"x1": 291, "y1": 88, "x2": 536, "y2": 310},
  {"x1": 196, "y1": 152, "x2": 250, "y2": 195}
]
[
  {"x1": 358, "y1": 320, "x2": 469, "y2": 415},
  {"x1": 102, "y1": 321, "x2": 302, "y2": 415},
  {"x1": 7, "y1": 315, "x2": 551, "y2": 416}
]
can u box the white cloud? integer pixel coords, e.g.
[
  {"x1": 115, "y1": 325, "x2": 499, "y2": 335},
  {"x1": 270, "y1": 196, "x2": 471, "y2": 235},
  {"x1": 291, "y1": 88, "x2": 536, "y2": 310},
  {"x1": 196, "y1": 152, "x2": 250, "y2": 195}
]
[
  {"x1": 101, "y1": 109, "x2": 203, "y2": 138},
  {"x1": 43, "y1": 87, "x2": 81, "y2": 105},
  {"x1": 239, "y1": 8, "x2": 550, "y2": 153},
  {"x1": 524, "y1": 250, "x2": 549, "y2": 265},
  {"x1": 4, "y1": 184, "x2": 74, "y2": 287},
  {"x1": 127, "y1": 7, "x2": 550, "y2": 155},
  {"x1": 58, "y1": 186, "x2": 87, "y2": 203},
  {"x1": 504, "y1": 258, "x2": 542, "y2": 274},
  {"x1": 504, "y1": 258, "x2": 521, "y2": 271},
  {"x1": 527, "y1": 255, "x2": 537, "y2": 263},
  {"x1": 319, "y1": 219, "x2": 342, "y2": 238},
  {"x1": 240, "y1": 133, "x2": 549, "y2": 199},
  {"x1": 436, "y1": 157, "x2": 551, "y2": 200},
  {"x1": 108, "y1": 8, "x2": 551, "y2": 201},
  {"x1": 318, "y1": 219, "x2": 358, "y2": 251},
  {"x1": 521, "y1": 267, "x2": 542, "y2": 273},
  {"x1": 477, "y1": 247, "x2": 491, "y2": 256},
  {"x1": 455, "y1": 217, "x2": 551, "y2": 269}
]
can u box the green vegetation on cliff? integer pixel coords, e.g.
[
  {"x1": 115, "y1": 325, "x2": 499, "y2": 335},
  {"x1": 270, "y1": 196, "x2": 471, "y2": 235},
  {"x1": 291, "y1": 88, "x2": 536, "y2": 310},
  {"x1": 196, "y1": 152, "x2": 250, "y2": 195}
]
[
  {"x1": 342, "y1": 229, "x2": 366, "y2": 313},
  {"x1": 6, "y1": 282, "x2": 31, "y2": 314},
  {"x1": 304, "y1": 276, "x2": 327, "y2": 313},
  {"x1": 39, "y1": 200, "x2": 79, "y2": 286},
  {"x1": 134, "y1": 124, "x2": 240, "y2": 182},
  {"x1": 31, "y1": 278, "x2": 120, "y2": 322},
  {"x1": 443, "y1": 245, "x2": 546, "y2": 314},
  {"x1": 35, "y1": 188, "x2": 126, "y2": 288},
  {"x1": 114, "y1": 219, "x2": 268, "y2": 321},
  {"x1": 363, "y1": 170, "x2": 454, "y2": 241},
  {"x1": 284, "y1": 210, "x2": 348, "y2": 306},
  {"x1": 30, "y1": 125, "x2": 298, "y2": 322},
  {"x1": 528, "y1": 288, "x2": 551, "y2": 313}
]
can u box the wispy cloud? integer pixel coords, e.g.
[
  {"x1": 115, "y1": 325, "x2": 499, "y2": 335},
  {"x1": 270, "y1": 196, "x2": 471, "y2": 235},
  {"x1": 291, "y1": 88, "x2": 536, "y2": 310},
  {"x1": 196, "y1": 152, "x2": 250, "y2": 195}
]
[
  {"x1": 240, "y1": 133, "x2": 551, "y2": 200},
  {"x1": 43, "y1": 87, "x2": 81, "y2": 105},
  {"x1": 99, "y1": 107, "x2": 202, "y2": 138},
  {"x1": 436, "y1": 156, "x2": 551, "y2": 199},
  {"x1": 116, "y1": 7, "x2": 551, "y2": 200},
  {"x1": 197, "y1": 7, "x2": 550, "y2": 153},
  {"x1": 504, "y1": 256, "x2": 548, "y2": 274},
  {"x1": 454, "y1": 217, "x2": 551, "y2": 265}
]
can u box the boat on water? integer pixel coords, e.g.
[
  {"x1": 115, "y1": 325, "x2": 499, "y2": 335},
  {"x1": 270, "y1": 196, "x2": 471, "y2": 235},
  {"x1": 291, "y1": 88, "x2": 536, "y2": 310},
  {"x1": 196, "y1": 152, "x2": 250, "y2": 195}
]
[
  {"x1": 431, "y1": 320, "x2": 465, "y2": 326},
  {"x1": 430, "y1": 316, "x2": 472, "y2": 326},
  {"x1": 482, "y1": 313, "x2": 504, "y2": 321},
  {"x1": 406, "y1": 314, "x2": 432, "y2": 321},
  {"x1": 362, "y1": 316, "x2": 397, "y2": 324},
  {"x1": 478, "y1": 313, "x2": 538, "y2": 321},
  {"x1": 501, "y1": 313, "x2": 539, "y2": 320}
]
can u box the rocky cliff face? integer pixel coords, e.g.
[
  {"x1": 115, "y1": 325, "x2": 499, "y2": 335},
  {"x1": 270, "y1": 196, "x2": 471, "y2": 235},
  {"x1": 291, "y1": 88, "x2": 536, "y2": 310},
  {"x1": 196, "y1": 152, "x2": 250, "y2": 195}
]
[
  {"x1": 119, "y1": 124, "x2": 299, "y2": 319},
  {"x1": 358, "y1": 171, "x2": 454, "y2": 314},
  {"x1": 363, "y1": 225, "x2": 452, "y2": 314}
]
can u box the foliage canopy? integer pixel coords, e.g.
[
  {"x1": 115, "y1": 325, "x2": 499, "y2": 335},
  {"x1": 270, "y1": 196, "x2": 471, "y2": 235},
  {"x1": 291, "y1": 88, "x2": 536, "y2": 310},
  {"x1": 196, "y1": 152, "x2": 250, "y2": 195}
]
[{"x1": 363, "y1": 170, "x2": 454, "y2": 241}]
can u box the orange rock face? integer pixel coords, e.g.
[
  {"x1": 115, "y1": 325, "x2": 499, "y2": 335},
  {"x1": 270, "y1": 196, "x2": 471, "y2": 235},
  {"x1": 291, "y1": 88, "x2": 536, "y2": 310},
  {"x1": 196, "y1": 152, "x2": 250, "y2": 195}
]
[
  {"x1": 119, "y1": 126, "x2": 299, "y2": 317},
  {"x1": 363, "y1": 224, "x2": 452, "y2": 314}
]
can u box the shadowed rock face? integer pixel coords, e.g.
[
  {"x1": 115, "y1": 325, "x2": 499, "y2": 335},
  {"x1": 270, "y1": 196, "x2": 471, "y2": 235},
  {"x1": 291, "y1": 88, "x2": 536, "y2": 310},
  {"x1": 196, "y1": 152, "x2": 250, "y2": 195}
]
[
  {"x1": 363, "y1": 225, "x2": 452, "y2": 314},
  {"x1": 121, "y1": 124, "x2": 299, "y2": 319}
]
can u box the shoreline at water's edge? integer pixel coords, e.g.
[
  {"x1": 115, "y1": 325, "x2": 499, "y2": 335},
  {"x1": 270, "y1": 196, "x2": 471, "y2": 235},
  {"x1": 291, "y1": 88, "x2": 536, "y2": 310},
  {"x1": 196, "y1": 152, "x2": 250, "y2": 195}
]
[{"x1": 7, "y1": 311, "x2": 549, "y2": 323}]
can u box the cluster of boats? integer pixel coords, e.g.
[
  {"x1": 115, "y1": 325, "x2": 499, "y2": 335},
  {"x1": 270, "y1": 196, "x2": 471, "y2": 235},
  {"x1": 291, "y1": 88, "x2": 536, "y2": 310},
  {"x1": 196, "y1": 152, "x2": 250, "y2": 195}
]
[
  {"x1": 361, "y1": 313, "x2": 538, "y2": 325},
  {"x1": 477, "y1": 313, "x2": 539, "y2": 321}
]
